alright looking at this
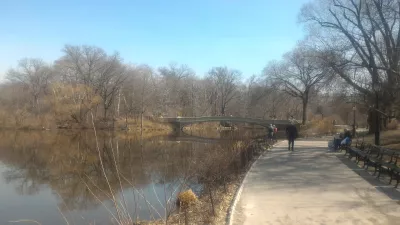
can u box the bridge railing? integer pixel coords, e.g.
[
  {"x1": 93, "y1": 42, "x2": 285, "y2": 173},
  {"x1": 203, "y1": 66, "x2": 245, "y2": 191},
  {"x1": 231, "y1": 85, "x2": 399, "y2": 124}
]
[{"x1": 158, "y1": 116, "x2": 299, "y2": 125}]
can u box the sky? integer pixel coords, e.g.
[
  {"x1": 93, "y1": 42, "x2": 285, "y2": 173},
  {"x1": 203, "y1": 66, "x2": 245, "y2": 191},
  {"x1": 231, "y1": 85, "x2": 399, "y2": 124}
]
[{"x1": 0, "y1": 0, "x2": 310, "y2": 81}]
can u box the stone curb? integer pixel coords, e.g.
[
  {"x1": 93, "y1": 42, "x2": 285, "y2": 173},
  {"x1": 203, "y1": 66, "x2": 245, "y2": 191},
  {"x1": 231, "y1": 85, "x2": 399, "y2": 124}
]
[{"x1": 225, "y1": 141, "x2": 283, "y2": 225}]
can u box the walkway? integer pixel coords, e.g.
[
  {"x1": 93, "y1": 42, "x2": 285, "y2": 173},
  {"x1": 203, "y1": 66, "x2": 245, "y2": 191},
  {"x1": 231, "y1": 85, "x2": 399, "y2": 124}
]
[{"x1": 231, "y1": 140, "x2": 400, "y2": 225}]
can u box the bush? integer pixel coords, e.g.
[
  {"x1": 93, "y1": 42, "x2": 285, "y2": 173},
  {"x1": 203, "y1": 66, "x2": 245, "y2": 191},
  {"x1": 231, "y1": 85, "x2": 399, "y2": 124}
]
[
  {"x1": 177, "y1": 189, "x2": 197, "y2": 207},
  {"x1": 302, "y1": 117, "x2": 336, "y2": 136},
  {"x1": 315, "y1": 118, "x2": 335, "y2": 134}
]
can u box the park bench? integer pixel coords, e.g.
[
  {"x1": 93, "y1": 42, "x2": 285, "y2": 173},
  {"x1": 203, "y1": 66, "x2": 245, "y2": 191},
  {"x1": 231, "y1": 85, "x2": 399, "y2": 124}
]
[
  {"x1": 390, "y1": 167, "x2": 400, "y2": 188},
  {"x1": 340, "y1": 140, "x2": 400, "y2": 188},
  {"x1": 355, "y1": 139, "x2": 365, "y2": 150},
  {"x1": 340, "y1": 142, "x2": 352, "y2": 155},
  {"x1": 346, "y1": 146, "x2": 357, "y2": 158},
  {"x1": 365, "y1": 146, "x2": 391, "y2": 176},
  {"x1": 377, "y1": 150, "x2": 399, "y2": 186},
  {"x1": 350, "y1": 144, "x2": 372, "y2": 167}
]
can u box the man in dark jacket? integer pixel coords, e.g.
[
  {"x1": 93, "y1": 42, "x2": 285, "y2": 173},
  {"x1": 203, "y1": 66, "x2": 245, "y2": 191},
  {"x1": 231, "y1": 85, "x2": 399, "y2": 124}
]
[
  {"x1": 267, "y1": 124, "x2": 274, "y2": 141},
  {"x1": 286, "y1": 123, "x2": 298, "y2": 151}
]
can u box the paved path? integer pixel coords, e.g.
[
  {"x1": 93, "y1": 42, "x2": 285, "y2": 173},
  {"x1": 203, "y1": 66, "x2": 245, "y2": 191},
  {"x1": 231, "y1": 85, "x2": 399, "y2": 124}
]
[{"x1": 231, "y1": 140, "x2": 400, "y2": 225}]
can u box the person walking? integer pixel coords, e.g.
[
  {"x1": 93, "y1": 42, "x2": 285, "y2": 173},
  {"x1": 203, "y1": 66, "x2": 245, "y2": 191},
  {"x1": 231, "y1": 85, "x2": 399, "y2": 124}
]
[
  {"x1": 285, "y1": 122, "x2": 298, "y2": 151},
  {"x1": 273, "y1": 125, "x2": 278, "y2": 142},
  {"x1": 267, "y1": 124, "x2": 274, "y2": 143}
]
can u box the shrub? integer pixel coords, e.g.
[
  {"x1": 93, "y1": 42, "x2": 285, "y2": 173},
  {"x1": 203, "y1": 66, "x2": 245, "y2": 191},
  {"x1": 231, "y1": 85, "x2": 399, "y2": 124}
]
[
  {"x1": 315, "y1": 118, "x2": 335, "y2": 134},
  {"x1": 177, "y1": 189, "x2": 197, "y2": 207},
  {"x1": 303, "y1": 116, "x2": 336, "y2": 136}
]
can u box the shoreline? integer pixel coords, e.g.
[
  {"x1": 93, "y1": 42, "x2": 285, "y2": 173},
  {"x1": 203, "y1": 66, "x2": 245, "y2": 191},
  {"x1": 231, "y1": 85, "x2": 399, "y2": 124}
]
[{"x1": 135, "y1": 139, "x2": 272, "y2": 225}]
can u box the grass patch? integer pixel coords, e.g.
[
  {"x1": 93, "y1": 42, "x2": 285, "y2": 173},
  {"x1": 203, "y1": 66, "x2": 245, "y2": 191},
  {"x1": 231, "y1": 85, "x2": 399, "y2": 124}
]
[
  {"x1": 360, "y1": 129, "x2": 400, "y2": 151},
  {"x1": 183, "y1": 122, "x2": 220, "y2": 131}
]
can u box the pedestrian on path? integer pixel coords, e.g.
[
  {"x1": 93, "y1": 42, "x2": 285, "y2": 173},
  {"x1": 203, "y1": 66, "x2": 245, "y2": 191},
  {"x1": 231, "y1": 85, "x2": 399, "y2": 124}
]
[
  {"x1": 273, "y1": 125, "x2": 278, "y2": 142},
  {"x1": 285, "y1": 122, "x2": 298, "y2": 151},
  {"x1": 267, "y1": 124, "x2": 274, "y2": 142}
]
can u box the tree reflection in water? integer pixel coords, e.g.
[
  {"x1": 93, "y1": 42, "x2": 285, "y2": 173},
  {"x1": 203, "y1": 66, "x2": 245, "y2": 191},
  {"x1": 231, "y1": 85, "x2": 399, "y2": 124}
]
[
  {"x1": 0, "y1": 129, "x2": 259, "y2": 224},
  {"x1": 0, "y1": 130, "x2": 232, "y2": 223}
]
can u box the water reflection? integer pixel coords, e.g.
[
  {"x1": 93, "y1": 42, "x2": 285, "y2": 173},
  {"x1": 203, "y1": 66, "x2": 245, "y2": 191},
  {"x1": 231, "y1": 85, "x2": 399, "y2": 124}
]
[{"x1": 0, "y1": 130, "x2": 259, "y2": 224}]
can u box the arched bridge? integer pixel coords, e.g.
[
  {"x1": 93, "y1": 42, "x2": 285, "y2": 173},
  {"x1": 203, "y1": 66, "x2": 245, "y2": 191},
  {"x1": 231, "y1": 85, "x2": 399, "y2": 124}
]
[{"x1": 159, "y1": 116, "x2": 297, "y2": 130}]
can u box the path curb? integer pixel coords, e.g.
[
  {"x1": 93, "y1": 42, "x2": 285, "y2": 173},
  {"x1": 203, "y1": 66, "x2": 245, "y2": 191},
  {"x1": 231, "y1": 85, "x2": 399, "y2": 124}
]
[{"x1": 225, "y1": 141, "x2": 282, "y2": 225}]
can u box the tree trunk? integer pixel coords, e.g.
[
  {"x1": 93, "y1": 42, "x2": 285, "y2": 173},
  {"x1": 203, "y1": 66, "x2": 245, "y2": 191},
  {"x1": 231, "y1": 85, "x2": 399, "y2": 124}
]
[
  {"x1": 103, "y1": 105, "x2": 107, "y2": 120},
  {"x1": 367, "y1": 109, "x2": 377, "y2": 134},
  {"x1": 367, "y1": 109, "x2": 385, "y2": 135},
  {"x1": 302, "y1": 98, "x2": 308, "y2": 125},
  {"x1": 117, "y1": 90, "x2": 121, "y2": 117},
  {"x1": 374, "y1": 94, "x2": 380, "y2": 146},
  {"x1": 221, "y1": 103, "x2": 225, "y2": 116}
]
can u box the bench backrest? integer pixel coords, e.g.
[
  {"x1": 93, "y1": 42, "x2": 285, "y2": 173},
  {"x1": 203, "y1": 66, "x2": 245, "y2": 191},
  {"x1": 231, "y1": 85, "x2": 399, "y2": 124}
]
[
  {"x1": 395, "y1": 153, "x2": 400, "y2": 166},
  {"x1": 355, "y1": 139, "x2": 365, "y2": 149},
  {"x1": 368, "y1": 145, "x2": 382, "y2": 156},
  {"x1": 381, "y1": 149, "x2": 398, "y2": 163}
]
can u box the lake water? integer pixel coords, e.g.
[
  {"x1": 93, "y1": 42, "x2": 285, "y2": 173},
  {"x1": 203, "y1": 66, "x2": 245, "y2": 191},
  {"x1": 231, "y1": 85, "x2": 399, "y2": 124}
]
[{"x1": 0, "y1": 130, "x2": 261, "y2": 225}]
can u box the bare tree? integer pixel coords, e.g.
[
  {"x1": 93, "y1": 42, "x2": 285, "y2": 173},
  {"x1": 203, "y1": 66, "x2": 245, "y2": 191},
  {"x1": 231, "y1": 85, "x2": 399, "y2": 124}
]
[
  {"x1": 264, "y1": 46, "x2": 331, "y2": 124},
  {"x1": 207, "y1": 67, "x2": 241, "y2": 116},
  {"x1": 301, "y1": 0, "x2": 400, "y2": 142},
  {"x1": 120, "y1": 65, "x2": 157, "y2": 125},
  {"x1": 55, "y1": 45, "x2": 127, "y2": 120},
  {"x1": 7, "y1": 58, "x2": 53, "y2": 114},
  {"x1": 97, "y1": 56, "x2": 127, "y2": 120},
  {"x1": 158, "y1": 63, "x2": 195, "y2": 116},
  {"x1": 137, "y1": 65, "x2": 155, "y2": 128},
  {"x1": 158, "y1": 63, "x2": 193, "y2": 80}
]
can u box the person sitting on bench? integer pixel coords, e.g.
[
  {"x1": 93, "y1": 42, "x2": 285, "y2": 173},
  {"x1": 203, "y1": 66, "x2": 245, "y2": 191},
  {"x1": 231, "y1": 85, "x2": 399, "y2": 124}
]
[{"x1": 340, "y1": 129, "x2": 352, "y2": 148}]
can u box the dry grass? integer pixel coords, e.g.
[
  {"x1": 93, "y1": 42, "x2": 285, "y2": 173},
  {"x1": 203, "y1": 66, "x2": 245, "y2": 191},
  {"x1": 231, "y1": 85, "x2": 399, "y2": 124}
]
[
  {"x1": 361, "y1": 129, "x2": 400, "y2": 151},
  {"x1": 0, "y1": 110, "x2": 173, "y2": 133},
  {"x1": 387, "y1": 119, "x2": 398, "y2": 130},
  {"x1": 136, "y1": 176, "x2": 249, "y2": 225},
  {"x1": 211, "y1": 179, "x2": 242, "y2": 225},
  {"x1": 183, "y1": 122, "x2": 220, "y2": 131},
  {"x1": 0, "y1": 111, "x2": 56, "y2": 130},
  {"x1": 119, "y1": 140, "x2": 269, "y2": 225}
]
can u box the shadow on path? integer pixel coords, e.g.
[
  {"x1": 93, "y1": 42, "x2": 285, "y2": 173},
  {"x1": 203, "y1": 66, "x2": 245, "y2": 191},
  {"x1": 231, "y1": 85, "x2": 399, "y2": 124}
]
[
  {"x1": 335, "y1": 154, "x2": 400, "y2": 202},
  {"x1": 231, "y1": 140, "x2": 400, "y2": 225}
]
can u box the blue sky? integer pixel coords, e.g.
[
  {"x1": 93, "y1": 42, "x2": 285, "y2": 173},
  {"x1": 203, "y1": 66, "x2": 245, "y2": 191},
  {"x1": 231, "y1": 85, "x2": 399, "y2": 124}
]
[{"x1": 0, "y1": 0, "x2": 310, "y2": 81}]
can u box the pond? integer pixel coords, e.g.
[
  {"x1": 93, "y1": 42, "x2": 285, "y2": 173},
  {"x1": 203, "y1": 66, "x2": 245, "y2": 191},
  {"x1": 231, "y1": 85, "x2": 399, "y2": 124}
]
[{"x1": 0, "y1": 129, "x2": 262, "y2": 225}]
